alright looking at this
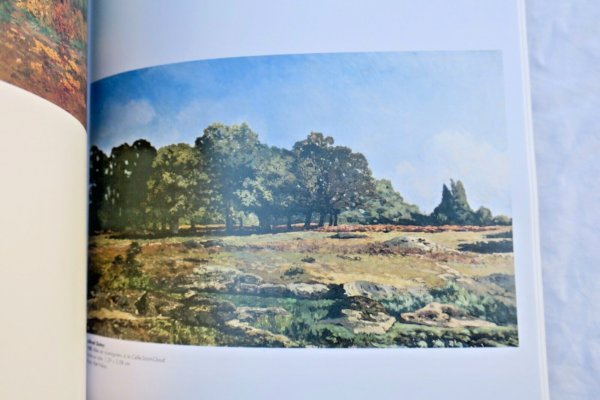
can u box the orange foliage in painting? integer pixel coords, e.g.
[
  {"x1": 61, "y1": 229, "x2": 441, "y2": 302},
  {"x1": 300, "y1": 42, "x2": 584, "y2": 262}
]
[
  {"x1": 0, "y1": 0, "x2": 87, "y2": 125},
  {"x1": 51, "y1": 1, "x2": 85, "y2": 41}
]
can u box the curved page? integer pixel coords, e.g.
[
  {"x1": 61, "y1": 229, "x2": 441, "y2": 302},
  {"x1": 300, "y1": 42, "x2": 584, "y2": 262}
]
[{"x1": 0, "y1": 2, "x2": 88, "y2": 399}]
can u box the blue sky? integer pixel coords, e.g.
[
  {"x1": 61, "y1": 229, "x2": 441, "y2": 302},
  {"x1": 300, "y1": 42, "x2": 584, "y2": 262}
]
[{"x1": 90, "y1": 51, "x2": 511, "y2": 215}]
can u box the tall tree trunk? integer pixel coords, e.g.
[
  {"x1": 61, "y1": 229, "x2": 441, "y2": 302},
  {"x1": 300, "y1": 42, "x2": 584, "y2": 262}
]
[
  {"x1": 318, "y1": 213, "x2": 326, "y2": 228},
  {"x1": 304, "y1": 211, "x2": 312, "y2": 230},
  {"x1": 334, "y1": 212, "x2": 339, "y2": 227},
  {"x1": 329, "y1": 214, "x2": 334, "y2": 226},
  {"x1": 258, "y1": 214, "x2": 271, "y2": 233},
  {"x1": 286, "y1": 214, "x2": 292, "y2": 231},
  {"x1": 190, "y1": 220, "x2": 196, "y2": 230},
  {"x1": 171, "y1": 216, "x2": 179, "y2": 235},
  {"x1": 238, "y1": 217, "x2": 244, "y2": 229},
  {"x1": 224, "y1": 199, "x2": 233, "y2": 233}
]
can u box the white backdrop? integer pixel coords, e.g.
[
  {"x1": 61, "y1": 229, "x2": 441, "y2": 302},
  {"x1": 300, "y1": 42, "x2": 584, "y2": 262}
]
[{"x1": 526, "y1": 1, "x2": 600, "y2": 399}]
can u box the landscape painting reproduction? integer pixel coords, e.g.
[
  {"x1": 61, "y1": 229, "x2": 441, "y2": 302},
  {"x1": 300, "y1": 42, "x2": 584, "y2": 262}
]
[
  {"x1": 88, "y1": 52, "x2": 519, "y2": 348},
  {"x1": 0, "y1": 0, "x2": 87, "y2": 124}
]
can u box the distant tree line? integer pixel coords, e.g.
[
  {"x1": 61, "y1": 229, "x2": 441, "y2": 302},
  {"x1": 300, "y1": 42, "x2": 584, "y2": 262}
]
[{"x1": 89, "y1": 122, "x2": 511, "y2": 234}]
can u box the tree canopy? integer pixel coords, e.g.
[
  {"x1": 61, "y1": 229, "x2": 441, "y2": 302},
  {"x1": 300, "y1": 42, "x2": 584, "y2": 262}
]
[{"x1": 89, "y1": 123, "x2": 511, "y2": 233}]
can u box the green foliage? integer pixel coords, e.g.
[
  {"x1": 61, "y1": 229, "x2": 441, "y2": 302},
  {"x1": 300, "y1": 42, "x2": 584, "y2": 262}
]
[
  {"x1": 292, "y1": 132, "x2": 376, "y2": 227},
  {"x1": 100, "y1": 242, "x2": 149, "y2": 290},
  {"x1": 430, "y1": 180, "x2": 511, "y2": 226},
  {"x1": 340, "y1": 179, "x2": 421, "y2": 225},
  {"x1": 379, "y1": 283, "x2": 517, "y2": 327},
  {"x1": 146, "y1": 143, "x2": 202, "y2": 234},
  {"x1": 195, "y1": 123, "x2": 262, "y2": 232},
  {"x1": 432, "y1": 179, "x2": 474, "y2": 225},
  {"x1": 236, "y1": 145, "x2": 297, "y2": 231},
  {"x1": 89, "y1": 146, "x2": 108, "y2": 231},
  {"x1": 493, "y1": 215, "x2": 512, "y2": 226},
  {"x1": 213, "y1": 290, "x2": 516, "y2": 347},
  {"x1": 429, "y1": 283, "x2": 517, "y2": 326},
  {"x1": 88, "y1": 123, "x2": 510, "y2": 234},
  {"x1": 475, "y1": 206, "x2": 493, "y2": 226},
  {"x1": 458, "y1": 240, "x2": 514, "y2": 254},
  {"x1": 0, "y1": 0, "x2": 13, "y2": 23}
]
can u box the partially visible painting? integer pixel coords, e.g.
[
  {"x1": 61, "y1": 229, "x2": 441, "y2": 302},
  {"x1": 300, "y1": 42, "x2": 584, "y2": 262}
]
[{"x1": 0, "y1": 0, "x2": 87, "y2": 125}]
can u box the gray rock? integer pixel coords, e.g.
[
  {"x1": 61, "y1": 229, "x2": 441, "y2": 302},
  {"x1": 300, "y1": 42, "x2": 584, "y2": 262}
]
[
  {"x1": 400, "y1": 302, "x2": 497, "y2": 328},
  {"x1": 135, "y1": 292, "x2": 183, "y2": 317},
  {"x1": 188, "y1": 265, "x2": 264, "y2": 293},
  {"x1": 182, "y1": 239, "x2": 226, "y2": 249},
  {"x1": 287, "y1": 282, "x2": 331, "y2": 299},
  {"x1": 258, "y1": 283, "x2": 289, "y2": 297},
  {"x1": 383, "y1": 236, "x2": 438, "y2": 251},
  {"x1": 321, "y1": 296, "x2": 396, "y2": 335},
  {"x1": 235, "y1": 307, "x2": 290, "y2": 321},
  {"x1": 224, "y1": 319, "x2": 297, "y2": 347},
  {"x1": 343, "y1": 281, "x2": 402, "y2": 301},
  {"x1": 233, "y1": 283, "x2": 259, "y2": 295},
  {"x1": 175, "y1": 296, "x2": 237, "y2": 327},
  {"x1": 480, "y1": 273, "x2": 516, "y2": 293}
]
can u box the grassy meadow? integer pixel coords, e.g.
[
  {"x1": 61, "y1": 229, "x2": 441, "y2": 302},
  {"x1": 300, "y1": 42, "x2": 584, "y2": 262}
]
[{"x1": 87, "y1": 224, "x2": 518, "y2": 348}]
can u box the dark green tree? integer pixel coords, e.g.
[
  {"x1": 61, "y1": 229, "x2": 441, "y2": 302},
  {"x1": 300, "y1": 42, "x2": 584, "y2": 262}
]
[
  {"x1": 195, "y1": 123, "x2": 262, "y2": 232},
  {"x1": 432, "y1": 179, "x2": 475, "y2": 225},
  {"x1": 236, "y1": 145, "x2": 297, "y2": 232},
  {"x1": 340, "y1": 179, "x2": 421, "y2": 225},
  {"x1": 322, "y1": 146, "x2": 375, "y2": 226},
  {"x1": 292, "y1": 132, "x2": 334, "y2": 228},
  {"x1": 89, "y1": 146, "x2": 108, "y2": 231},
  {"x1": 146, "y1": 144, "x2": 202, "y2": 234},
  {"x1": 292, "y1": 133, "x2": 376, "y2": 228},
  {"x1": 475, "y1": 206, "x2": 493, "y2": 226}
]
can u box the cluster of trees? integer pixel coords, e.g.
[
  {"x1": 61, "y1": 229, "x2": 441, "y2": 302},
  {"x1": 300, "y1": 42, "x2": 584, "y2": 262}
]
[
  {"x1": 89, "y1": 122, "x2": 510, "y2": 234},
  {"x1": 90, "y1": 123, "x2": 379, "y2": 233},
  {"x1": 431, "y1": 180, "x2": 511, "y2": 226}
]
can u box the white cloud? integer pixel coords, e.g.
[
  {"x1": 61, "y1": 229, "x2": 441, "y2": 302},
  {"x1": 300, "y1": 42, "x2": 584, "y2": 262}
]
[
  {"x1": 396, "y1": 161, "x2": 416, "y2": 176},
  {"x1": 99, "y1": 99, "x2": 156, "y2": 137},
  {"x1": 175, "y1": 99, "x2": 268, "y2": 140},
  {"x1": 395, "y1": 130, "x2": 511, "y2": 215}
]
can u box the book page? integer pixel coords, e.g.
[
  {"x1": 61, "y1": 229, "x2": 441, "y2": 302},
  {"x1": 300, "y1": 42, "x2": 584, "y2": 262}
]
[
  {"x1": 87, "y1": 1, "x2": 548, "y2": 399},
  {"x1": 0, "y1": 2, "x2": 88, "y2": 399}
]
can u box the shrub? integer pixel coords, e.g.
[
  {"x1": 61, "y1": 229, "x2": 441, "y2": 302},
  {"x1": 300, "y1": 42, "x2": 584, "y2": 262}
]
[
  {"x1": 100, "y1": 241, "x2": 149, "y2": 290},
  {"x1": 458, "y1": 240, "x2": 513, "y2": 253}
]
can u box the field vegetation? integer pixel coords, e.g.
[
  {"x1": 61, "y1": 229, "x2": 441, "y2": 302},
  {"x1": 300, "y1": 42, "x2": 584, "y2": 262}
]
[{"x1": 88, "y1": 225, "x2": 518, "y2": 348}]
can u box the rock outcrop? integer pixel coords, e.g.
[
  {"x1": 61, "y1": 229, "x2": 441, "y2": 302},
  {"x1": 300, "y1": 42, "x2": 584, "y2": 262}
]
[
  {"x1": 182, "y1": 239, "x2": 226, "y2": 249},
  {"x1": 186, "y1": 265, "x2": 263, "y2": 293},
  {"x1": 383, "y1": 236, "x2": 439, "y2": 251},
  {"x1": 400, "y1": 302, "x2": 497, "y2": 328},
  {"x1": 343, "y1": 281, "x2": 403, "y2": 301},
  {"x1": 136, "y1": 292, "x2": 183, "y2": 317},
  {"x1": 287, "y1": 282, "x2": 331, "y2": 299},
  {"x1": 224, "y1": 319, "x2": 297, "y2": 347},
  {"x1": 321, "y1": 296, "x2": 396, "y2": 335},
  {"x1": 235, "y1": 307, "x2": 290, "y2": 321},
  {"x1": 174, "y1": 295, "x2": 237, "y2": 327},
  {"x1": 87, "y1": 289, "x2": 146, "y2": 315}
]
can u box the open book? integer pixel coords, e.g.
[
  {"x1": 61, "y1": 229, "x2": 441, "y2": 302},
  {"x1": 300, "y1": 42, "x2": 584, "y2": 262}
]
[{"x1": 0, "y1": 1, "x2": 549, "y2": 399}]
